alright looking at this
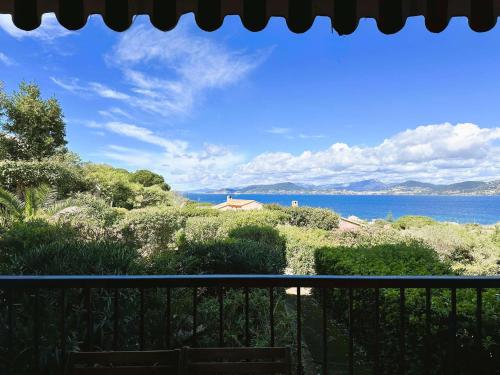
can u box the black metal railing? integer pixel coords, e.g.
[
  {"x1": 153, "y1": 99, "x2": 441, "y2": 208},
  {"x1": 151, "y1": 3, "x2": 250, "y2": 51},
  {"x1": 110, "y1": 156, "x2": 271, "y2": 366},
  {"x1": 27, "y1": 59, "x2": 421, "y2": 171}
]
[{"x1": 0, "y1": 275, "x2": 499, "y2": 374}]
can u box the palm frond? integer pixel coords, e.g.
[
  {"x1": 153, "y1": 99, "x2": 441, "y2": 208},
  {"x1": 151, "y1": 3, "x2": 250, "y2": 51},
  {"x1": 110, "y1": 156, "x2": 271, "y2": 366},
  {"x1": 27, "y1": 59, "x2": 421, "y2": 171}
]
[{"x1": 0, "y1": 187, "x2": 24, "y2": 219}]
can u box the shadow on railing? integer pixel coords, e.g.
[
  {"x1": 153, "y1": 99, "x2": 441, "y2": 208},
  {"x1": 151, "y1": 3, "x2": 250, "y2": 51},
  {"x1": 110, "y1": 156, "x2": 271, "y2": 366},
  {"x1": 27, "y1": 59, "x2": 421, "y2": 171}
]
[{"x1": 0, "y1": 275, "x2": 499, "y2": 374}]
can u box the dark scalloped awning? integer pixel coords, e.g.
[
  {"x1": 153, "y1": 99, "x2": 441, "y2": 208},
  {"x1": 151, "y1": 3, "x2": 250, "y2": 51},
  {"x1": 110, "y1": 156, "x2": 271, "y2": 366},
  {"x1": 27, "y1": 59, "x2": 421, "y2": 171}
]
[{"x1": 0, "y1": 0, "x2": 498, "y2": 35}]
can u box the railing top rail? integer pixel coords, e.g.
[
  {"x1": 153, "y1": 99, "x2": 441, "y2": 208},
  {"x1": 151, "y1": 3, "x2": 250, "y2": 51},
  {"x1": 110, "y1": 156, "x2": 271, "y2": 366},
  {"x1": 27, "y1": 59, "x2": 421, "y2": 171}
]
[{"x1": 0, "y1": 275, "x2": 499, "y2": 289}]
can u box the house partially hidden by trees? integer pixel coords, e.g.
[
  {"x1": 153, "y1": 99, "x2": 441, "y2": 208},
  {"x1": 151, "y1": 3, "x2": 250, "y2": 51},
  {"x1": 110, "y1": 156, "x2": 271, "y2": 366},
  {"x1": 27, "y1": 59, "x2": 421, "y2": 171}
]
[{"x1": 213, "y1": 195, "x2": 264, "y2": 211}]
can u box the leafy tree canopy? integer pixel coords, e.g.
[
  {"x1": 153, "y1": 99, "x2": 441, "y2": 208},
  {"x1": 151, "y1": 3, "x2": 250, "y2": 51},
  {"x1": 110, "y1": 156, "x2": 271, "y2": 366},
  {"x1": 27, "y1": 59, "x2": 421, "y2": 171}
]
[
  {"x1": 0, "y1": 81, "x2": 66, "y2": 160},
  {"x1": 130, "y1": 169, "x2": 170, "y2": 190}
]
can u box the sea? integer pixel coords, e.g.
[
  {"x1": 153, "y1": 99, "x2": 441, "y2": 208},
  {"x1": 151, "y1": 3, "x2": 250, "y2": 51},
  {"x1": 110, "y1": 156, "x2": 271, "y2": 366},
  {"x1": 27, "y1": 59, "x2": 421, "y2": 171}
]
[{"x1": 184, "y1": 194, "x2": 500, "y2": 225}]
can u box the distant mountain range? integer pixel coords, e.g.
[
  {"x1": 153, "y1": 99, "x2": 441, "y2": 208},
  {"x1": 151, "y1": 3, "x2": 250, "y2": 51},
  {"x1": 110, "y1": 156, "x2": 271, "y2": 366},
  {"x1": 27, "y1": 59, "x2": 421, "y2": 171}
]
[{"x1": 190, "y1": 179, "x2": 500, "y2": 195}]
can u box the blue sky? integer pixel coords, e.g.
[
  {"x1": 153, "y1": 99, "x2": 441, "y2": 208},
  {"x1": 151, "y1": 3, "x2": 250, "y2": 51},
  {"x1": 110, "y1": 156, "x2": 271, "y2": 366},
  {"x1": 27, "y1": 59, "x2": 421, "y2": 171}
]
[{"x1": 1, "y1": 14, "x2": 499, "y2": 190}]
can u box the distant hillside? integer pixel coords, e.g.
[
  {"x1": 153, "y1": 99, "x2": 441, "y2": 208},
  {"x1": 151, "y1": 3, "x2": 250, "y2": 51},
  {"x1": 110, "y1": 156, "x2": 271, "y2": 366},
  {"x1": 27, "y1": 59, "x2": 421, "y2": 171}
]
[{"x1": 192, "y1": 179, "x2": 500, "y2": 195}]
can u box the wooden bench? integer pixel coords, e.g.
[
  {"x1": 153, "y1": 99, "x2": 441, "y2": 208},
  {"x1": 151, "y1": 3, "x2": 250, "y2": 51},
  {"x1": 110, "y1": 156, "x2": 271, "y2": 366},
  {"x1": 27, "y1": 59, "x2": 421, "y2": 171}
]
[
  {"x1": 65, "y1": 349, "x2": 181, "y2": 375},
  {"x1": 182, "y1": 347, "x2": 292, "y2": 374}
]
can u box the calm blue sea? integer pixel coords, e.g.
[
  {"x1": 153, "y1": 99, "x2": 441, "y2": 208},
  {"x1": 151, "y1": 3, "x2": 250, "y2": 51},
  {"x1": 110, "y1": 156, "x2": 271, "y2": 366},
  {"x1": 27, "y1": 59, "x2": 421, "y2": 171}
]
[{"x1": 184, "y1": 194, "x2": 500, "y2": 225}]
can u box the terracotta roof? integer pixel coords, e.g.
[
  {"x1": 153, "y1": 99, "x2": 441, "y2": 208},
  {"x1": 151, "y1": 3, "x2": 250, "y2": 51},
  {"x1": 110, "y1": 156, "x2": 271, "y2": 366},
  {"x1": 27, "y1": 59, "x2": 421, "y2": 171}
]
[
  {"x1": 213, "y1": 199, "x2": 258, "y2": 209},
  {"x1": 0, "y1": 0, "x2": 498, "y2": 34}
]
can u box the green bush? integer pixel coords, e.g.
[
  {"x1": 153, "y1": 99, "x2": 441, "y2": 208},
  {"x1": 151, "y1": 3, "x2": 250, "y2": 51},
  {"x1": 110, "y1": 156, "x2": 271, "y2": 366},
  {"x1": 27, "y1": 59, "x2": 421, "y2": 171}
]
[
  {"x1": 401, "y1": 223, "x2": 500, "y2": 275},
  {"x1": 177, "y1": 238, "x2": 286, "y2": 274},
  {"x1": 277, "y1": 224, "x2": 332, "y2": 274},
  {"x1": 183, "y1": 216, "x2": 224, "y2": 244},
  {"x1": 314, "y1": 244, "x2": 498, "y2": 374},
  {"x1": 315, "y1": 242, "x2": 451, "y2": 276},
  {"x1": 286, "y1": 206, "x2": 339, "y2": 230},
  {"x1": 130, "y1": 169, "x2": 170, "y2": 191},
  {"x1": 0, "y1": 158, "x2": 87, "y2": 198},
  {"x1": 393, "y1": 215, "x2": 437, "y2": 230},
  {"x1": 6, "y1": 240, "x2": 141, "y2": 275},
  {"x1": 0, "y1": 219, "x2": 76, "y2": 272},
  {"x1": 117, "y1": 206, "x2": 185, "y2": 254}
]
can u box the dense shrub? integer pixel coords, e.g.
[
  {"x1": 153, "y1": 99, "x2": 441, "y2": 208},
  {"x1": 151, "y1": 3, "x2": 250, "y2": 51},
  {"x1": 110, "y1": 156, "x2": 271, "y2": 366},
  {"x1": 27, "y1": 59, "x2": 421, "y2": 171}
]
[
  {"x1": 117, "y1": 206, "x2": 185, "y2": 254},
  {"x1": 0, "y1": 158, "x2": 87, "y2": 197},
  {"x1": 393, "y1": 215, "x2": 437, "y2": 229},
  {"x1": 0, "y1": 219, "x2": 77, "y2": 272},
  {"x1": 401, "y1": 223, "x2": 500, "y2": 275},
  {"x1": 314, "y1": 244, "x2": 498, "y2": 374},
  {"x1": 177, "y1": 238, "x2": 286, "y2": 274},
  {"x1": 266, "y1": 205, "x2": 339, "y2": 230},
  {"x1": 286, "y1": 206, "x2": 339, "y2": 230},
  {"x1": 183, "y1": 216, "x2": 224, "y2": 243},
  {"x1": 6, "y1": 240, "x2": 141, "y2": 275},
  {"x1": 315, "y1": 242, "x2": 451, "y2": 276},
  {"x1": 130, "y1": 169, "x2": 170, "y2": 190},
  {"x1": 277, "y1": 225, "x2": 332, "y2": 274}
]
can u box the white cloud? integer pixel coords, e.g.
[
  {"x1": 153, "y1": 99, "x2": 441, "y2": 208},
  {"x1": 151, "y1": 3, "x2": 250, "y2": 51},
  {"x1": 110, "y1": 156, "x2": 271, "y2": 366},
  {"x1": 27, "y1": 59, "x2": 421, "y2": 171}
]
[
  {"x1": 266, "y1": 127, "x2": 290, "y2": 135},
  {"x1": 51, "y1": 77, "x2": 130, "y2": 101},
  {"x1": 105, "y1": 22, "x2": 270, "y2": 117},
  {"x1": 238, "y1": 123, "x2": 500, "y2": 186},
  {"x1": 98, "y1": 107, "x2": 133, "y2": 120},
  {"x1": 0, "y1": 52, "x2": 15, "y2": 66},
  {"x1": 0, "y1": 13, "x2": 71, "y2": 41},
  {"x1": 96, "y1": 122, "x2": 500, "y2": 190},
  {"x1": 97, "y1": 121, "x2": 244, "y2": 189}
]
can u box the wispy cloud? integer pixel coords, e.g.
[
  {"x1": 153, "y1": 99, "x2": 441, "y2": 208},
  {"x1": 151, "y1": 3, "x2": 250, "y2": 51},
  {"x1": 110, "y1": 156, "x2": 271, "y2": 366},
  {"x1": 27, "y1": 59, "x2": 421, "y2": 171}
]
[
  {"x1": 239, "y1": 123, "x2": 500, "y2": 186},
  {"x1": 96, "y1": 122, "x2": 500, "y2": 190},
  {"x1": 105, "y1": 22, "x2": 270, "y2": 117},
  {"x1": 266, "y1": 127, "x2": 291, "y2": 135},
  {"x1": 98, "y1": 107, "x2": 133, "y2": 120},
  {"x1": 0, "y1": 51, "x2": 15, "y2": 66},
  {"x1": 0, "y1": 13, "x2": 71, "y2": 41},
  {"x1": 299, "y1": 133, "x2": 325, "y2": 139},
  {"x1": 51, "y1": 77, "x2": 130, "y2": 101}
]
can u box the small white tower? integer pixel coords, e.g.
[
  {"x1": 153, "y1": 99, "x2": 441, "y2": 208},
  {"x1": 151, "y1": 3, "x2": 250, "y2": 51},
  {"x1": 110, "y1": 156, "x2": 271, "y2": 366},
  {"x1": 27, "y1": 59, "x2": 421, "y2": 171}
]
[{"x1": 291, "y1": 200, "x2": 299, "y2": 207}]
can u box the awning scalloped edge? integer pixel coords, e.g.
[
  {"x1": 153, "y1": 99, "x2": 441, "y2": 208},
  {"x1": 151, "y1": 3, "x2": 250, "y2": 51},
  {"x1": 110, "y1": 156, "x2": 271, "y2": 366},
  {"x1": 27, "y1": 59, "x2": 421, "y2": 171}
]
[{"x1": 0, "y1": 0, "x2": 498, "y2": 35}]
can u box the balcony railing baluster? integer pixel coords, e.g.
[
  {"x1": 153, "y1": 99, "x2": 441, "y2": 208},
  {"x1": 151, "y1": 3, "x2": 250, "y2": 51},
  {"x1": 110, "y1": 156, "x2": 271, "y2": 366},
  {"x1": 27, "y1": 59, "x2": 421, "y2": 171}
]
[
  {"x1": 450, "y1": 287, "x2": 457, "y2": 373},
  {"x1": 165, "y1": 287, "x2": 171, "y2": 349},
  {"x1": 84, "y1": 288, "x2": 92, "y2": 351},
  {"x1": 296, "y1": 286, "x2": 303, "y2": 375},
  {"x1": 269, "y1": 286, "x2": 275, "y2": 347},
  {"x1": 374, "y1": 287, "x2": 380, "y2": 375},
  {"x1": 113, "y1": 288, "x2": 119, "y2": 350},
  {"x1": 7, "y1": 289, "x2": 13, "y2": 369},
  {"x1": 192, "y1": 287, "x2": 197, "y2": 347},
  {"x1": 425, "y1": 287, "x2": 432, "y2": 375},
  {"x1": 139, "y1": 288, "x2": 145, "y2": 350},
  {"x1": 34, "y1": 289, "x2": 40, "y2": 372},
  {"x1": 322, "y1": 287, "x2": 328, "y2": 375},
  {"x1": 244, "y1": 286, "x2": 250, "y2": 346},
  {"x1": 218, "y1": 286, "x2": 224, "y2": 347},
  {"x1": 60, "y1": 289, "x2": 66, "y2": 372},
  {"x1": 399, "y1": 288, "x2": 406, "y2": 375},
  {"x1": 0, "y1": 275, "x2": 498, "y2": 375}
]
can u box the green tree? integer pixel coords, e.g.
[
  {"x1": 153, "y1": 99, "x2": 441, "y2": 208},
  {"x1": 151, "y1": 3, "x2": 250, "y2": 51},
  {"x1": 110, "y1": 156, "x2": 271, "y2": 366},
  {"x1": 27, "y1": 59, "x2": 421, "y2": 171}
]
[
  {"x1": 0, "y1": 81, "x2": 66, "y2": 160},
  {"x1": 130, "y1": 169, "x2": 170, "y2": 190},
  {"x1": 0, "y1": 185, "x2": 54, "y2": 223}
]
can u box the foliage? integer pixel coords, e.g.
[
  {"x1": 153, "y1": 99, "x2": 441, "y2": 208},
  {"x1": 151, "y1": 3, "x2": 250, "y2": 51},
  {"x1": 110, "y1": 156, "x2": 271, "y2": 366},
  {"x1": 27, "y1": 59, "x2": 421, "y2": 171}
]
[
  {"x1": 314, "y1": 244, "x2": 498, "y2": 374},
  {"x1": 83, "y1": 164, "x2": 141, "y2": 209},
  {"x1": 0, "y1": 82, "x2": 66, "y2": 160},
  {"x1": 400, "y1": 223, "x2": 500, "y2": 275},
  {"x1": 116, "y1": 206, "x2": 185, "y2": 254},
  {"x1": 0, "y1": 219, "x2": 77, "y2": 273},
  {"x1": 176, "y1": 238, "x2": 286, "y2": 274},
  {"x1": 0, "y1": 185, "x2": 55, "y2": 224},
  {"x1": 130, "y1": 169, "x2": 170, "y2": 191},
  {"x1": 266, "y1": 205, "x2": 339, "y2": 230},
  {"x1": 5, "y1": 240, "x2": 141, "y2": 275},
  {"x1": 315, "y1": 242, "x2": 452, "y2": 276},
  {"x1": 0, "y1": 158, "x2": 87, "y2": 197},
  {"x1": 277, "y1": 225, "x2": 333, "y2": 274},
  {"x1": 393, "y1": 215, "x2": 437, "y2": 229}
]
